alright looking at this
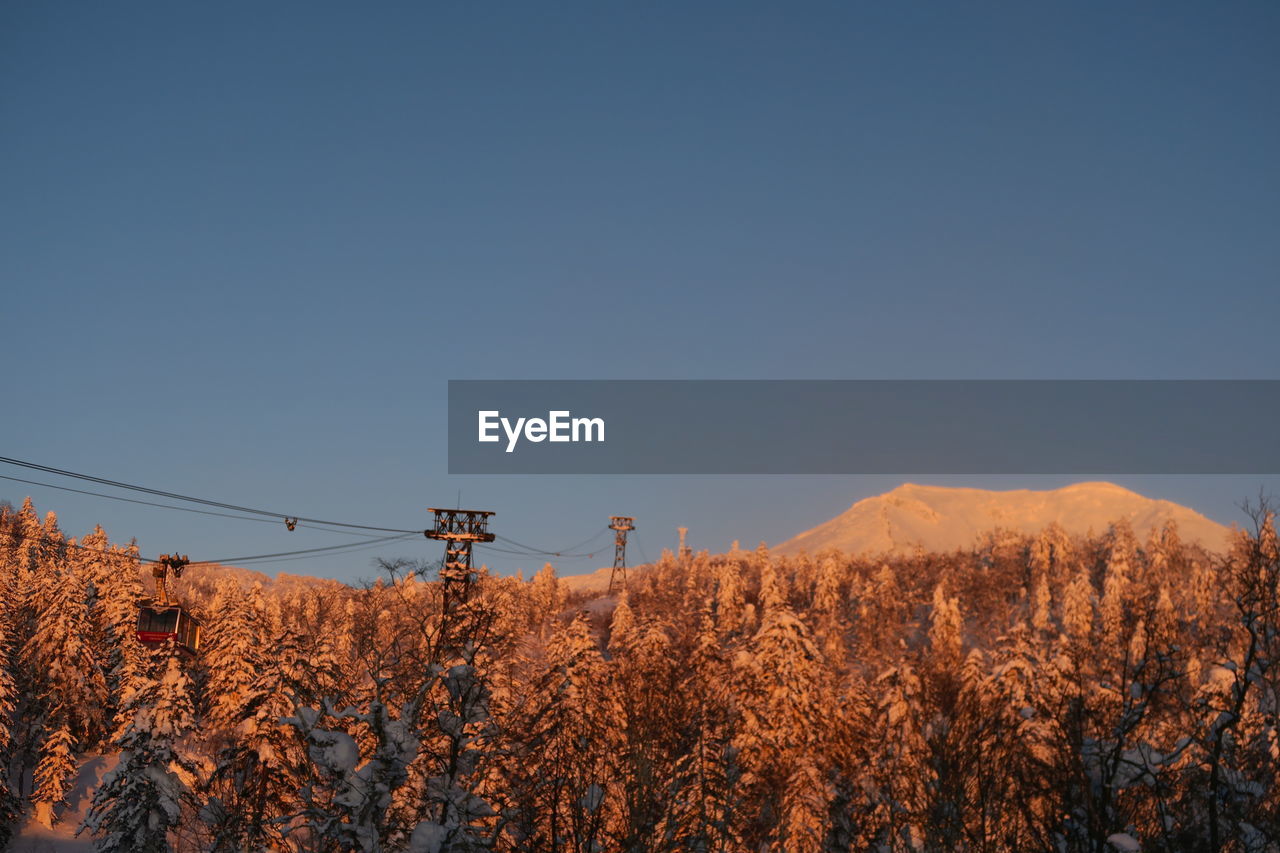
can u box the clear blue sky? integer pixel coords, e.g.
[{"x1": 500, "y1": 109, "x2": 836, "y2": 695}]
[{"x1": 3, "y1": 2, "x2": 1277, "y2": 582}]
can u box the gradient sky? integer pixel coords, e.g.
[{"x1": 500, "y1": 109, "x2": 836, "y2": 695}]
[{"x1": 3, "y1": 2, "x2": 1278, "y2": 582}]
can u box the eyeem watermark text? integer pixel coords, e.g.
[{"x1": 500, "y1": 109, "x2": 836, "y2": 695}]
[{"x1": 477, "y1": 410, "x2": 605, "y2": 453}]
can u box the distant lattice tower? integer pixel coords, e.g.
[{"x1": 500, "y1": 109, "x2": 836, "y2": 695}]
[
  {"x1": 426, "y1": 508, "x2": 495, "y2": 613},
  {"x1": 678, "y1": 526, "x2": 692, "y2": 561},
  {"x1": 608, "y1": 516, "x2": 635, "y2": 594}
]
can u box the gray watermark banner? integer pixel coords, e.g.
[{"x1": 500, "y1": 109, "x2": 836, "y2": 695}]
[{"x1": 448, "y1": 380, "x2": 1280, "y2": 474}]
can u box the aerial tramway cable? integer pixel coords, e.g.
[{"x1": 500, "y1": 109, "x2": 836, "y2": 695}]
[
  {"x1": 0, "y1": 528, "x2": 420, "y2": 568},
  {"x1": 491, "y1": 527, "x2": 610, "y2": 557},
  {"x1": 196, "y1": 532, "x2": 421, "y2": 566},
  {"x1": 0, "y1": 474, "x2": 400, "y2": 539},
  {"x1": 2, "y1": 473, "x2": 286, "y2": 526},
  {"x1": 1, "y1": 455, "x2": 634, "y2": 567},
  {"x1": 477, "y1": 542, "x2": 607, "y2": 560},
  {"x1": 0, "y1": 456, "x2": 421, "y2": 534}
]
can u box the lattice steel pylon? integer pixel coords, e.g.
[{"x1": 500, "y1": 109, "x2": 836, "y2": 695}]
[
  {"x1": 608, "y1": 516, "x2": 635, "y2": 595},
  {"x1": 425, "y1": 508, "x2": 495, "y2": 614}
]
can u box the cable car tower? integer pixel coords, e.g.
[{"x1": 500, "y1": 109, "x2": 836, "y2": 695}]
[
  {"x1": 426, "y1": 508, "x2": 495, "y2": 613},
  {"x1": 136, "y1": 553, "x2": 202, "y2": 656},
  {"x1": 608, "y1": 516, "x2": 635, "y2": 594}
]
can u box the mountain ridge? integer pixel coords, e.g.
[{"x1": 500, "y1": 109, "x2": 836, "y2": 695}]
[{"x1": 777, "y1": 482, "x2": 1233, "y2": 556}]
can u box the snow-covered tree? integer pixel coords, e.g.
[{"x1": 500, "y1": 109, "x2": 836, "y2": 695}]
[
  {"x1": 1061, "y1": 564, "x2": 1095, "y2": 643},
  {"x1": 83, "y1": 647, "x2": 196, "y2": 853},
  {"x1": 528, "y1": 563, "x2": 564, "y2": 638},
  {"x1": 669, "y1": 601, "x2": 742, "y2": 851},
  {"x1": 76, "y1": 532, "x2": 147, "y2": 721},
  {"x1": 500, "y1": 614, "x2": 620, "y2": 852},
  {"x1": 712, "y1": 559, "x2": 746, "y2": 637},
  {"x1": 202, "y1": 579, "x2": 265, "y2": 732},
  {"x1": 928, "y1": 579, "x2": 964, "y2": 665},
  {"x1": 811, "y1": 555, "x2": 844, "y2": 620},
  {"x1": 732, "y1": 604, "x2": 828, "y2": 849},
  {"x1": 283, "y1": 688, "x2": 420, "y2": 853},
  {"x1": 1100, "y1": 525, "x2": 1137, "y2": 646},
  {"x1": 32, "y1": 717, "x2": 76, "y2": 827},
  {"x1": 25, "y1": 540, "x2": 110, "y2": 813},
  {"x1": 611, "y1": 613, "x2": 683, "y2": 848},
  {"x1": 756, "y1": 544, "x2": 787, "y2": 612},
  {"x1": 409, "y1": 580, "x2": 502, "y2": 853},
  {"x1": 606, "y1": 589, "x2": 635, "y2": 657},
  {"x1": 0, "y1": 586, "x2": 21, "y2": 847},
  {"x1": 1031, "y1": 569, "x2": 1053, "y2": 635},
  {"x1": 204, "y1": 624, "x2": 336, "y2": 851},
  {"x1": 1177, "y1": 506, "x2": 1280, "y2": 850},
  {"x1": 859, "y1": 563, "x2": 907, "y2": 656},
  {"x1": 25, "y1": 549, "x2": 109, "y2": 730}
]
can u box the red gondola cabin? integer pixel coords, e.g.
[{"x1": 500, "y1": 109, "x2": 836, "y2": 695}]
[{"x1": 136, "y1": 605, "x2": 202, "y2": 655}]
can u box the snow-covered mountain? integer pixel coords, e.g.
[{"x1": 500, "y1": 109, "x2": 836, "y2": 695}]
[
  {"x1": 561, "y1": 565, "x2": 617, "y2": 594},
  {"x1": 777, "y1": 482, "x2": 1233, "y2": 556}
]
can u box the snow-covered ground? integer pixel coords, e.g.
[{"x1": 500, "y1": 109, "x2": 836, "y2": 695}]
[{"x1": 9, "y1": 754, "x2": 117, "y2": 852}]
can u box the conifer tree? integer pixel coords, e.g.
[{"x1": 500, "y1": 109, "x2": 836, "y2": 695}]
[
  {"x1": 859, "y1": 564, "x2": 906, "y2": 657},
  {"x1": 203, "y1": 580, "x2": 265, "y2": 732},
  {"x1": 284, "y1": 688, "x2": 421, "y2": 853},
  {"x1": 1100, "y1": 533, "x2": 1135, "y2": 646},
  {"x1": 205, "y1": 625, "x2": 335, "y2": 851},
  {"x1": 1031, "y1": 521, "x2": 1075, "y2": 593},
  {"x1": 32, "y1": 718, "x2": 76, "y2": 827},
  {"x1": 868, "y1": 662, "x2": 929, "y2": 849},
  {"x1": 26, "y1": 541, "x2": 109, "y2": 810},
  {"x1": 928, "y1": 579, "x2": 964, "y2": 666},
  {"x1": 13, "y1": 498, "x2": 43, "y2": 575},
  {"x1": 83, "y1": 647, "x2": 196, "y2": 853},
  {"x1": 1031, "y1": 570, "x2": 1053, "y2": 635},
  {"x1": 408, "y1": 573, "x2": 502, "y2": 852},
  {"x1": 811, "y1": 555, "x2": 843, "y2": 621},
  {"x1": 811, "y1": 556, "x2": 849, "y2": 669},
  {"x1": 606, "y1": 590, "x2": 635, "y2": 657},
  {"x1": 733, "y1": 604, "x2": 827, "y2": 848},
  {"x1": 0, "y1": 592, "x2": 21, "y2": 847},
  {"x1": 81, "y1": 536, "x2": 148, "y2": 718},
  {"x1": 712, "y1": 561, "x2": 745, "y2": 638},
  {"x1": 529, "y1": 563, "x2": 564, "y2": 638},
  {"x1": 501, "y1": 614, "x2": 620, "y2": 852},
  {"x1": 1184, "y1": 507, "x2": 1280, "y2": 850},
  {"x1": 25, "y1": 545, "x2": 108, "y2": 727},
  {"x1": 611, "y1": 614, "x2": 682, "y2": 848},
  {"x1": 670, "y1": 602, "x2": 742, "y2": 852},
  {"x1": 1061, "y1": 565, "x2": 1095, "y2": 643},
  {"x1": 757, "y1": 548, "x2": 787, "y2": 612}
]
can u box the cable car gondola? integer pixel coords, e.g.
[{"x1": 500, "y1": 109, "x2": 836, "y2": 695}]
[
  {"x1": 136, "y1": 604, "x2": 202, "y2": 655},
  {"x1": 135, "y1": 553, "x2": 202, "y2": 655}
]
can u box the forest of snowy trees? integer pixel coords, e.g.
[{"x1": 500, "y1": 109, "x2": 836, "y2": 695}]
[{"x1": 0, "y1": 495, "x2": 1277, "y2": 852}]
